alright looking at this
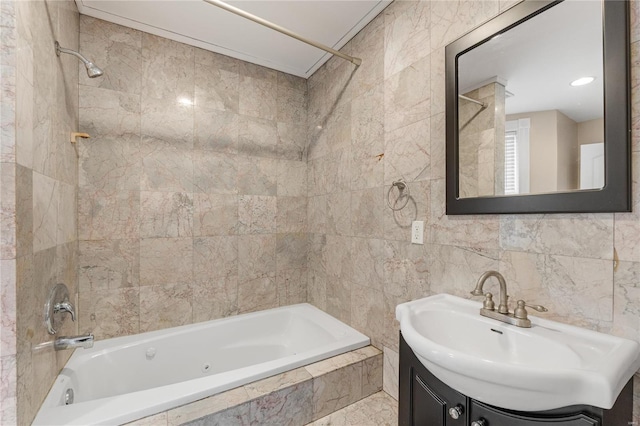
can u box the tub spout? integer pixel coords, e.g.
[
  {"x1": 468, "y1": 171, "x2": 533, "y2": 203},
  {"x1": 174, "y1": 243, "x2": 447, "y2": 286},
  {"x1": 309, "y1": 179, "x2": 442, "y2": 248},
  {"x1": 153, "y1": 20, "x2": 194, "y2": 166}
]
[{"x1": 54, "y1": 334, "x2": 94, "y2": 351}]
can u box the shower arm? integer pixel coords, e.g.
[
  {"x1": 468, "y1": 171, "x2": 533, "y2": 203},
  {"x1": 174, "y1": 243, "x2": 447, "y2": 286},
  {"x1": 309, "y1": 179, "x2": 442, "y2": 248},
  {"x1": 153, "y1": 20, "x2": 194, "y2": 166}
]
[
  {"x1": 201, "y1": 0, "x2": 362, "y2": 66},
  {"x1": 55, "y1": 41, "x2": 91, "y2": 66}
]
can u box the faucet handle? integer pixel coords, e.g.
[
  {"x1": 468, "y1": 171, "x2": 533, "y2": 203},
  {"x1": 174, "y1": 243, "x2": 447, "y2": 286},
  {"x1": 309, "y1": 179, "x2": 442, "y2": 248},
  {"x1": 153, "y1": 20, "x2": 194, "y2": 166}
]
[
  {"x1": 482, "y1": 293, "x2": 495, "y2": 311},
  {"x1": 514, "y1": 300, "x2": 548, "y2": 320},
  {"x1": 54, "y1": 301, "x2": 76, "y2": 322}
]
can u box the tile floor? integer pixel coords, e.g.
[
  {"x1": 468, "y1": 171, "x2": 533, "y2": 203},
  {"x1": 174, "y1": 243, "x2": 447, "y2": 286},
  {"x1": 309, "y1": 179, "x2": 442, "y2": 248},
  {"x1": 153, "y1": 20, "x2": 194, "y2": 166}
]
[{"x1": 308, "y1": 392, "x2": 398, "y2": 425}]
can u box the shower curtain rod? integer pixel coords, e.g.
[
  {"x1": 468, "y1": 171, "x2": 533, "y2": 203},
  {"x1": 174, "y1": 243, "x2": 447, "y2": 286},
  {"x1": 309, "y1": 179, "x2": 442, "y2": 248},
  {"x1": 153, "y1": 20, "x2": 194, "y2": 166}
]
[
  {"x1": 201, "y1": 0, "x2": 362, "y2": 66},
  {"x1": 458, "y1": 94, "x2": 487, "y2": 108}
]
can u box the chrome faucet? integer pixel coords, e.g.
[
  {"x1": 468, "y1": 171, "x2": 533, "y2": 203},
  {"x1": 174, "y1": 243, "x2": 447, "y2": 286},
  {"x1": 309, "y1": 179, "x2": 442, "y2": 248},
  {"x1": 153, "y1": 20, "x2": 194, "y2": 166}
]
[
  {"x1": 471, "y1": 271, "x2": 548, "y2": 328},
  {"x1": 54, "y1": 334, "x2": 94, "y2": 351}
]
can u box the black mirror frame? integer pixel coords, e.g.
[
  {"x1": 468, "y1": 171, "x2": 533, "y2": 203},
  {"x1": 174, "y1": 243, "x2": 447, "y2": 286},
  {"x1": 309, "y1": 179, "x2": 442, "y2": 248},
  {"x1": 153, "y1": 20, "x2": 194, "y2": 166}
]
[{"x1": 445, "y1": 0, "x2": 631, "y2": 215}]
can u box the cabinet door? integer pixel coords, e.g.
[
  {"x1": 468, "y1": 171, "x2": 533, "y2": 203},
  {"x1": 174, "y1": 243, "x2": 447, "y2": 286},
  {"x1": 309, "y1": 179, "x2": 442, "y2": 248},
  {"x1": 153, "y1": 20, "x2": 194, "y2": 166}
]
[
  {"x1": 412, "y1": 375, "x2": 447, "y2": 426},
  {"x1": 470, "y1": 400, "x2": 600, "y2": 426}
]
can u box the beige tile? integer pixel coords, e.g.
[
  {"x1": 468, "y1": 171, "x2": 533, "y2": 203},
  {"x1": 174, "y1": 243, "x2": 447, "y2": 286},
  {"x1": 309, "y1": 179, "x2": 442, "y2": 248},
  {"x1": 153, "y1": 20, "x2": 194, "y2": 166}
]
[
  {"x1": 362, "y1": 352, "x2": 383, "y2": 397},
  {"x1": 191, "y1": 276, "x2": 238, "y2": 322},
  {"x1": 79, "y1": 15, "x2": 143, "y2": 94},
  {"x1": 167, "y1": 387, "x2": 250, "y2": 425},
  {"x1": 139, "y1": 283, "x2": 192, "y2": 332},
  {"x1": 140, "y1": 97, "x2": 194, "y2": 147},
  {"x1": 79, "y1": 239, "x2": 139, "y2": 291},
  {"x1": 276, "y1": 196, "x2": 307, "y2": 233},
  {"x1": 382, "y1": 347, "x2": 399, "y2": 401},
  {"x1": 32, "y1": 172, "x2": 57, "y2": 252},
  {"x1": 194, "y1": 63, "x2": 239, "y2": 113},
  {"x1": 277, "y1": 121, "x2": 307, "y2": 161},
  {"x1": 193, "y1": 151, "x2": 238, "y2": 194},
  {"x1": 78, "y1": 190, "x2": 140, "y2": 241},
  {"x1": 139, "y1": 237, "x2": 192, "y2": 286},
  {"x1": 276, "y1": 233, "x2": 308, "y2": 271},
  {"x1": 351, "y1": 285, "x2": 385, "y2": 349},
  {"x1": 238, "y1": 156, "x2": 277, "y2": 196},
  {"x1": 194, "y1": 108, "x2": 239, "y2": 154},
  {"x1": 383, "y1": 240, "x2": 429, "y2": 300},
  {"x1": 237, "y1": 235, "x2": 276, "y2": 282},
  {"x1": 428, "y1": 244, "x2": 499, "y2": 298},
  {"x1": 78, "y1": 134, "x2": 140, "y2": 191},
  {"x1": 141, "y1": 32, "x2": 194, "y2": 102},
  {"x1": 238, "y1": 195, "x2": 276, "y2": 235},
  {"x1": 193, "y1": 193, "x2": 237, "y2": 236},
  {"x1": 238, "y1": 116, "x2": 278, "y2": 158},
  {"x1": 250, "y1": 381, "x2": 313, "y2": 426},
  {"x1": 239, "y1": 75, "x2": 277, "y2": 121},
  {"x1": 429, "y1": 179, "x2": 500, "y2": 250},
  {"x1": 500, "y1": 213, "x2": 614, "y2": 260},
  {"x1": 237, "y1": 273, "x2": 278, "y2": 314},
  {"x1": 305, "y1": 349, "x2": 371, "y2": 378},
  {"x1": 312, "y1": 363, "x2": 362, "y2": 421},
  {"x1": 182, "y1": 403, "x2": 251, "y2": 426},
  {"x1": 124, "y1": 411, "x2": 168, "y2": 426},
  {"x1": 276, "y1": 160, "x2": 306, "y2": 197},
  {"x1": 350, "y1": 188, "x2": 384, "y2": 239},
  {"x1": 78, "y1": 287, "x2": 139, "y2": 340},
  {"x1": 500, "y1": 251, "x2": 614, "y2": 330},
  {"x1": 79, "y1": 85, "x2": 140, "y2": 138},
  {"x1": 141, "y1": 139, "x2": 194, "y2": 192},
  {"x1": 276, "y1": 268, "x2": 307, "y2": 306},
  {"x1": 140, "y1": 191, "x2": 193, "y2": 238},
  {"x1": 193, "y1": 236, "x2": 238, "y2": 280},
  {"x1": 244, "y1": 368, "x2": 312, "y2": 399},
  {"x1": 309, "y1": 391, "x2": 398, "y2": 426},
  {"x1": 326, "y1": 192, "x2": 351, "y2": 236},
  {"x1": 611, "y1": 261, "x2": 640, "y2": 341},
  {"x1": 1, "y1": 164, "x2": 16, "y2": 259},
  {"x1": 383, "y1": 1, "x2": 430, "y2": 79},
  {"x1": 384, "y1": 118, "x2": 430, "y2": 184}
]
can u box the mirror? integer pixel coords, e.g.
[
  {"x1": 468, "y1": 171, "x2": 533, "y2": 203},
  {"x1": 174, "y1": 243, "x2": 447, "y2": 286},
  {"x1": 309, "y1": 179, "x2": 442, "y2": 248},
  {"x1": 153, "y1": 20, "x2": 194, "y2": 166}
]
[{"x1": 445, "y1": 0, "x2": 631, "y2": 214}]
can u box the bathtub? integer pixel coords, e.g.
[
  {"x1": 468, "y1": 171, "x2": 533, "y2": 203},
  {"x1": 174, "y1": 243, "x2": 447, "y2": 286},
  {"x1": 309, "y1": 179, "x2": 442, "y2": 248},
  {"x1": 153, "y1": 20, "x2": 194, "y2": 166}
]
[{"x1": 33, "y1": 303, "x2": 369, "y2": 425}]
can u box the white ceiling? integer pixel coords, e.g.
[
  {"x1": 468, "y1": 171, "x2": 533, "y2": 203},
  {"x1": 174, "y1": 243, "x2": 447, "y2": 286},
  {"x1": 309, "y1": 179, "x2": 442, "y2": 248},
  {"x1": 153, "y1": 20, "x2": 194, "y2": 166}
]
[
  {"x1": 75, "y1": 0, "x2": 391, "y2": 78},
  {"x1": 458, "y1": 0, "x2": 603, "y2": 123}
]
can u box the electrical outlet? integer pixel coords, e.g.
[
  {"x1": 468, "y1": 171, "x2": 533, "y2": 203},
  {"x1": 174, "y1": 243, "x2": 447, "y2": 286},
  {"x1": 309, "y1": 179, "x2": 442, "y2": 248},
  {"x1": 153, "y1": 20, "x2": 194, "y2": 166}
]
[{"x1": 411, "y1": 221, "x2": 424, "y2": 244}]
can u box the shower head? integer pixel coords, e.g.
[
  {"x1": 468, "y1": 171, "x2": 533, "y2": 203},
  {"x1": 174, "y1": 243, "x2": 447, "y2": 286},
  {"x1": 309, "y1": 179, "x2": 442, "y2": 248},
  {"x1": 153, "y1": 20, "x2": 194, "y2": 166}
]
[{"x1": 55, "y1": 41, "x2": 104, "y2": 78}]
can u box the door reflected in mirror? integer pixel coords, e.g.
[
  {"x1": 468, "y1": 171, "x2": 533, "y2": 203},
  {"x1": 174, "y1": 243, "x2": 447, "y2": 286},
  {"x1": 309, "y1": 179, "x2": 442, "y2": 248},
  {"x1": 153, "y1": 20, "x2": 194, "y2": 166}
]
[{"x1": 457, "y1": 0, "x2": 604, "y2": 198}]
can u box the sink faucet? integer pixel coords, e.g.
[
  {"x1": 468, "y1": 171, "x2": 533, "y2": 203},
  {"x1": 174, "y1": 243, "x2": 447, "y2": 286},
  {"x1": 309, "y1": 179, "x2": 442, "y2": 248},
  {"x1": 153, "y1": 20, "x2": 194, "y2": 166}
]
[
  {"x1": 471, "y1": 270, "x2": 509, "y2": 314},
  {"x1": 471, "y1": 271, "x2": 547, "y2": 328},
  {"x1": 54, "y1": 334, "x2": 94, "y2": 351}
]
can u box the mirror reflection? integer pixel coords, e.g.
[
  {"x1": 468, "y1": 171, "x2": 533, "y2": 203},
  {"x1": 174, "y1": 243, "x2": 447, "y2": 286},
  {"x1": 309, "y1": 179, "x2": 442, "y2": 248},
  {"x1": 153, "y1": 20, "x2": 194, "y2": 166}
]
[{"x1": 457, "y1": 0, "x2": 603, "y2": 198}]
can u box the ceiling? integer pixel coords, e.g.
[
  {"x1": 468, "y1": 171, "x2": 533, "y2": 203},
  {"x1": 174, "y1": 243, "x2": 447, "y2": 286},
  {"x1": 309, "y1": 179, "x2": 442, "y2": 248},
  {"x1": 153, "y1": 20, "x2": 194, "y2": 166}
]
[
  {"x1": 458, "y1": 0, "x2": 603, "y2": 123},
  {"x1": 75, "y1": 0, "x2": 391, "y2": 79}
]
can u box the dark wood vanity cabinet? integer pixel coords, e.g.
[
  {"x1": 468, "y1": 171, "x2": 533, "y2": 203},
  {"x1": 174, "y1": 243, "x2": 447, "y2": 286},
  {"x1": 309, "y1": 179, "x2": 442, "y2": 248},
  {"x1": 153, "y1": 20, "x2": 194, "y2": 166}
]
[{"x1": 399, "y1": 333, "x2": 633, "y2": 426}]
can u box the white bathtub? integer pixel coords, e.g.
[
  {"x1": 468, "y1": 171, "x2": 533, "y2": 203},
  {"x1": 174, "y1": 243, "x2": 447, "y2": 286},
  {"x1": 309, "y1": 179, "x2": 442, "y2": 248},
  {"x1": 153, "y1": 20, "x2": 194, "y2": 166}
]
[{"x1": 33, "y1": 303, "x2": 369, "y2": 425}]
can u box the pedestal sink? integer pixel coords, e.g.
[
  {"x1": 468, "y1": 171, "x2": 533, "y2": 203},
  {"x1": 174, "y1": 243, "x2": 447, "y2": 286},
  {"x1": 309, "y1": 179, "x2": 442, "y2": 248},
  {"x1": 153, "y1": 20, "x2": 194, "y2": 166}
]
[{"x1": 396, "y1": 294, "x2": 640, "y2": 411}]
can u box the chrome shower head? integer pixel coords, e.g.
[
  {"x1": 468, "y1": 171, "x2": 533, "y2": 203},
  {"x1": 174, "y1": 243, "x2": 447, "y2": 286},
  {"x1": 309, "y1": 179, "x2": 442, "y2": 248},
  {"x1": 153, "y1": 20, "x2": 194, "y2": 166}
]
[{"x1": 55, "y1": 41, "x2": 104, "y2": 78}]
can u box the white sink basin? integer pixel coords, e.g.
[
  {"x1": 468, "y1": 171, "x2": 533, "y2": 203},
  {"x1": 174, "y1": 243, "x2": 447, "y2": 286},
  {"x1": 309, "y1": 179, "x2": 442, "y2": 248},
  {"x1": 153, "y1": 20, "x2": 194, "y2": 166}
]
[{"x1": 396, "y1": 294, "x2": 640, "y2": 411}]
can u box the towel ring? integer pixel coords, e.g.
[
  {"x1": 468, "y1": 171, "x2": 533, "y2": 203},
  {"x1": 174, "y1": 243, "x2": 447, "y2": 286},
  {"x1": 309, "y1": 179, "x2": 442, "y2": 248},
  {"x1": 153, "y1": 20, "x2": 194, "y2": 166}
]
[{"x1": 387, "y1": 180, "x2": 410, "y2": 211}]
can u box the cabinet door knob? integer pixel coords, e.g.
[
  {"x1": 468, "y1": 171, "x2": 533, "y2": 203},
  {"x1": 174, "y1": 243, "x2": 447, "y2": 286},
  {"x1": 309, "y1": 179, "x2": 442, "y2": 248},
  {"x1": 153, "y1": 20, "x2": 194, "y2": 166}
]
[
  {"x1": 448, "y1": 404, "x2": 464, "y2": 419},
  {"x1": 471, "y1": 419, "x2": 487, "y2": 426}
]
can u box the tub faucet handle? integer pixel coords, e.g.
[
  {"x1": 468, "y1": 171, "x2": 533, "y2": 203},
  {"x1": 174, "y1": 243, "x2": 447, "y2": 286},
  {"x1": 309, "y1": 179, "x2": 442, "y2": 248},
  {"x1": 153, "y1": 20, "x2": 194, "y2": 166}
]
[{"x1": 54, "y1": 301, "x2": 76, "y2": 322}]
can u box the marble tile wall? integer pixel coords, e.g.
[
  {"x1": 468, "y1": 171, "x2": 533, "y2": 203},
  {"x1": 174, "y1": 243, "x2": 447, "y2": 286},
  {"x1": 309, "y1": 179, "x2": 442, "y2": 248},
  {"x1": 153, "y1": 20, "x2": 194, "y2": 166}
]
[
  {"x1": 76, "y1": 16, "x2": 308, "y2": 340},
  {"x1": 306, "y1": 0, "x2": 640, "y2": 420},
  {"x1": 0, "y1": 0, "x2": 81, "y2": 424}
]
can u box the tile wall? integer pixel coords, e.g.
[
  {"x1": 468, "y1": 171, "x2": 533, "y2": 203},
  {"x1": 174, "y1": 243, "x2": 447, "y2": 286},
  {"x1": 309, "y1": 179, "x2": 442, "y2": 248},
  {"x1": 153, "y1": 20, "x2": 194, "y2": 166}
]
[
  {"x1": 1, "y1": 0, "x2": 81, "y2": 423},
  {"x1": 76, "y1": 16, "x2": 309, "y2": 339},
  {"x1": 305, "y1": 0, "x2": 640, "y2": 416}
]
